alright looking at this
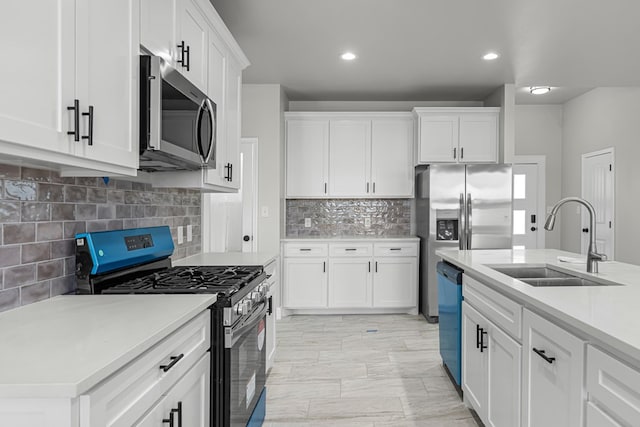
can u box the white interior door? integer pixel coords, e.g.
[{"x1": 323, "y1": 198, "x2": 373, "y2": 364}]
[
  {"x1": 512, "y1": 160, "x2": 544, "y2": 249},
  {"x1": 581, "y1": 149, "x2": 614, "y2": 259}
]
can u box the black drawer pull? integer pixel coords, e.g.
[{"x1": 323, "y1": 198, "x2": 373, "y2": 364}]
[
  {"x1": 390, "y1": 248, "x2": 402, "y2": 251},
  {"x1": 160, "y1": 353, "x2": 184, "y2": 372},
  {"x1": 162, "y1": 413, "x2": 174, "y2": 427},
  {"x1": 345, "y1": 248, "x2": 357, "y2": 251},
  {"x1": 67, "y1": 99, "x2": 80, "y2": 141},
  {"x1": 299, "y1": 248, "x2": 312, "y2": 251},
  {"x1": 82, "y1": 106, "x2": 94, "y2": 146},
  {"x1": 533, "y1": 348, "x2": 556, "y2": 364}
]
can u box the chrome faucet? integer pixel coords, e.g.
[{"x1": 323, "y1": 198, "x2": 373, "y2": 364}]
[{"x1": 544, "y1": 197, "x2": 607, "y2": 273}]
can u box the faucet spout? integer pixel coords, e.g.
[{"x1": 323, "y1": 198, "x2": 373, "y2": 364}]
[{"x1": 544, "y1": 197, "x2": 607, "y2": 273}]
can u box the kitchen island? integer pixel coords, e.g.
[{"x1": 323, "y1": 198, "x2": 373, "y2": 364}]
[{"x1": 437, "y1": 248, "x2": 640, "y2": 427}]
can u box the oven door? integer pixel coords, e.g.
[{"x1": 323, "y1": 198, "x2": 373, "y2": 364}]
[{"x1": 224, "y1": 301, "x2": 267, "y2": 427}]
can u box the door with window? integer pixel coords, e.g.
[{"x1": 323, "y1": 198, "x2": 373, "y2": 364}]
[
  {"x1": 512, "y1": 163, "x2": 542, "y2": 249},
  {"x1": 581, "y1": 149, "x2": 614, "y2": 259}
]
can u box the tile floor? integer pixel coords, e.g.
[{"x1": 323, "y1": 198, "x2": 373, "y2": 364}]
[{"x1": 264, "y1": 314, "x2": 478, "y2": 426}]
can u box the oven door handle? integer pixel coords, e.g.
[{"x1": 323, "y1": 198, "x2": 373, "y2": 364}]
[{"x1": 224, "y1": 302, "x2": 267, "y2": 349}]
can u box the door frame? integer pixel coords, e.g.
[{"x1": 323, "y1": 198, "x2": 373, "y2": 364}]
[
  {"x1": 581, "y1": 147, "x2": 615, "y2": 259},
  {"x1": 241, "y1": 137, "x2": 259, "y2": 252},
  {"x1": 512, "y1": 155, "x2": 546, "y2": 249}
]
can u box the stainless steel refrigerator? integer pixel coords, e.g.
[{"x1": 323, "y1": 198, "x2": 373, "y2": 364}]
[{"x1": 416, "y1": 164, "x2": 512, "y2": 321}]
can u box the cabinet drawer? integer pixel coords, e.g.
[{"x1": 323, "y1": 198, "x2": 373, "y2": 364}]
[
  {"x1": 463, "y1": 275, "x2": 522, "y2": 341},
  {"x1": 284, "y1": 242, "x2": 328, "y2": 257},
  {"x1": 330, "y1": 243, "x2": 373, "y2": 257},
  {"x1": 586, "y1": 345, "x2": 640, "y2": 425},
  {"x1": 373, "y1": 242, "x2": 417, "y2": 257},
  {"x1": 82, "y1": 310, "x2": 211, "y2": 427}
]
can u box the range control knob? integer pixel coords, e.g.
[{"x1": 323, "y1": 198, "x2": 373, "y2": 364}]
[{"x1": 234, "y1": 303, "x2": 243, "y2": 315}]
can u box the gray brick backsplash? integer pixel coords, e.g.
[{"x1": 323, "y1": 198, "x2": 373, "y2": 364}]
[
  {"x1": 5, "y1": 181, "x2": 36, "y2": 201},
  {"x1": 0, "y1": 246, "x2": 20, "y2": 268},
  {"x1": 3, "y1": 264, "x2": 36, "y2": 288},
  {"x1": 37, "y1": 222, "x2": 63, "y2": 241},
  {"x1": 0, "y1": 201, "x2": 20, "y2": 223},
  {"x1": 22, "y1": 243, "x2": 51, "y2": 263},
  {"x1": 286, "y1": 199, "x2": 412, "y2": 237},
  {"x1": 0, "y1": 166, "x2": 202, "y2": 312},
  {"x1": 4, "y1": 223, "x2": 36, "y2": 244},
  {"x1": 20, "y1": 281, "x2": 51, "y2": 305}
]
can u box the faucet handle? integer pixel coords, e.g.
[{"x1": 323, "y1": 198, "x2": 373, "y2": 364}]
[{"x1": 591, "y1": 252, "x2": 607, "y2": 262}]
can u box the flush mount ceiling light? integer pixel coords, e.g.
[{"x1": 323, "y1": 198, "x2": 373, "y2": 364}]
[
  {"x1": 341, "y1": 52, "x2": 357, "y2": 61},
  {"x1": 529, "y1": 86, "x2": 551, "y2": 95},
  {"x1": 483, "y1": 52, "x2": 499, "y2": 60}
]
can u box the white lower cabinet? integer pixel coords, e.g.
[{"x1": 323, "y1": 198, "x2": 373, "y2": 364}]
[
  {"x1": 372, "y1": 257, "x2": 417, "y2": 308},
  {"x1": 283, "y1": 257, "x2": 328, "y2": 308},
  {"x1": 462, "y1": 301, "x2": 521, "y2": 427},
  {"x1": 522, "y1": 308, "x2": 585, "y2": 427},
  {"x1": 135, "y1": 354, "x2": 209, "y2": 427},
  {"x1": 282, "y1": 240, "x2": 418, "y2": 313}
]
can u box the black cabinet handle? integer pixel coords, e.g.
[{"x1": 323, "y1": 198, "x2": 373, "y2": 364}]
[
  {"x1": 184, "y1": 45, "x2": 190, "y2": 71},
  {"x1": 268, "y1": 295, "x2": 273, "y2": 315},
  {"x1": 476, "y1": 324, "x2": 481, "y2": 349},
  {"x1": 177, "y1": 41, "x2": 186, "y2": 68},
  {"x1": 160, "y1": 353, "x2": 184, "y2": 372},
  {"x1": 453, "y1": 147, "x2": 457, "y2": 159},
  {"x1": 324, "y1": 182, "x2": 327, "y2": 194},
  {"x1": 531, "y1": 227, "x2": 537, "y2": 232},
  {"x1": 172, "y1": 401, "x2": 182, "y2": 427},
  {"x1": 229, "y1": 163, "x2": 233, "y2": 181},
  {"x1": 366, "y1": 182, "x2": 370, "y2": 193},
  {"x1": 67, "y1": 99, "x2": 80, "y2": 141},
  {"x1": 390, "y1": 248, "x2": 402, "y2": 251},
  {"x1": 375, "y1": 261, "x2": 378, "y2": 273},
  {"x1": 323, "y1": 261, "x2": 326, "y2": 273},
  {"x1": 480, "y1": 328, "x2": 488, "y2": 352},
  {"x1": 582, "y1": 228, "x2": 589, "y2": 233},
  {"x1": 345, "y1": 248, "x2": 357, "y2": 251},
  {"x1": 373, "y1": 182, "x2": 376, "y2": 193},
  {"x1": 368, "y1": 261, "x2": 371, "y2": 272},
  {"x1": 461, "y1": 147, "x2": 464, "y2": 159},
  {"x1": 533, "y1": 348, "x2": 556, "y2": 364},
  {"x1": 82, "y1": 106, "x2": 94, "y2": 146},
  {"x1": 299, "y1": 248, "x2": 311, "y2": 252},
  {"x1": 162, "y1": 412, "x2": 174, "y2": 427}
]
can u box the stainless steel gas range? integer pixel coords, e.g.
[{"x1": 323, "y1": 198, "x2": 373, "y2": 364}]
[{"x1": 75, "y1": 226, "x2": 268, "y2": 427}]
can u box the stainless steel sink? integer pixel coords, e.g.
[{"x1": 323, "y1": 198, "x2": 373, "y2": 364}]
[{"x1": 489, "y1": 265, "x2": 620, "y2": 287}]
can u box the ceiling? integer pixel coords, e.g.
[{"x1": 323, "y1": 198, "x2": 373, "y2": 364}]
[{"x1": 210, "y1": 0, "x2": 640, "y2": 104}]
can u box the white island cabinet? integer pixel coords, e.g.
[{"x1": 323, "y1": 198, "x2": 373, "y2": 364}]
[
  {"x1": 0, "y1": 295, "x2": 215, "y2": 427},
  {"x1": 437, "y1": 248, "x2": 640, "y2": 427}
]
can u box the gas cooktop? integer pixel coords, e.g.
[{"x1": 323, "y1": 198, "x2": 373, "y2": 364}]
[{"x1": 102, "y1": 265, "x2": 264, "y2": 296}]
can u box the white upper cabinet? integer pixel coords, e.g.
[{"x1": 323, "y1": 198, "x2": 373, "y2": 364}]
[
  {"x1": 286, "y1": 119, "x2": 330, "y2": 197},
  {"x1": 414, "y1": 108, "x2": 499, "y2": 164},
  {"x1": 371, "y1": 118, "x2": 414, "y2": 197},
  {"x1": 329, "y1": 120, "x2": 371, "y2": 197},
  {"x1": 0, "y1": 0, "x2": 138, "y2": 176},
  {"x1": 0, "y1": 0, "x2": 75, "y2": 155},
  {"x1": 74, "y1": 0, "x2": 139, "y2": 170},
  {"x1": 140, "y1": 0, "x2": 176, "y2": 63},
  {"x1": 176, "y1": 0, "x2": 209, "y2": 93},
  {"x1": 286, "y1": 113, "x2": 414, "y2": 198}
]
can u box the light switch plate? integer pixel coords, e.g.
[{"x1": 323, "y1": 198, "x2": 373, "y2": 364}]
[
  {"x1": 304, "y1": 218, "x2": 311, "y2": 228},
  {"x1": 187, "y1": 224, "x2": 193, "y2": 242},
  {"x1": 177, "y1": 226, "x2": 184, "y2": 244}
]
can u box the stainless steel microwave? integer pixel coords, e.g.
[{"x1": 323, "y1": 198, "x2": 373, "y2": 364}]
[{"x1": 139, "y1": 55, "x2": 216, "y2": 172}]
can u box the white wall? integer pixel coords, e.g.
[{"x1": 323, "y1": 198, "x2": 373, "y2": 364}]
[
  {"x1": 241, "y1": 84, "x2": 287, "y2": 254},
  {"x1": 561, "y1": 88, "x2": 640, "y2": 264},
  {"x1": 514, "y1": 105, "x2": 564, "y2": 249}
]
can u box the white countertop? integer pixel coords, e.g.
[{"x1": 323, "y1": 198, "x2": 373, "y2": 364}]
[
  {"x1": 281, "y1": 236, "x2": 419, "y2": 242},
  {"x1": 173, "y1": 251, "x2": 278, "y2": 267},
  {"x1": 0, "y1": 294, "x2": 216, "y2": 399},
  {"x1": 437, "y1": 248, "x2": 640, "y2": 365}
]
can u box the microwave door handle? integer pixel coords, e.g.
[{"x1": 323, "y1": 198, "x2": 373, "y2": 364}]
[
  {"x1": 195, "y1": 99, "x2": 206, "y2": 164},
  {"x1": 202, "y1": 98, "x2": 215, "y2": 164}
]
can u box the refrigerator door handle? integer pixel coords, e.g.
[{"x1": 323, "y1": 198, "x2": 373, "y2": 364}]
[
  {"x1": 466, "y1": 193, "x2": 473, "y2": 249},
  {"x1": 459, "y1": 193, "x2": 465, "y2": 250}
]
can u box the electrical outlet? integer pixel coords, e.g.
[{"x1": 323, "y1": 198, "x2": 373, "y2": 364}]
[
  {"x1": 177, "y1": 226, "x2": 184, "y2": 244},
  {"x1": 364, "y1": 217, "x2": 371, "y2": 228},
  {"x1": 187, "y1": 224, "x2": 193, "y2": 242},
  {"x1": 304, "y1": 218, "x2": 311, "y2": 228}
]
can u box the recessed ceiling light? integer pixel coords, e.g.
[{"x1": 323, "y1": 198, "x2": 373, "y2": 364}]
[
  {"x1": 529, "y1": 86, "x2": 551, "y2": 95},
  {"x1": 483, "y1": 52, "x2": 499, "y2": 61},
  {"x1": 341, "y1": 52, "x2": 357, "y2": 61}
]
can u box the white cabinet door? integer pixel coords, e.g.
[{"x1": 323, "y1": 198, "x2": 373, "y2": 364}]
[
  {"x1": 223, "y1": 58, "x2": 242, "y2": 189},
  {"x1": 0, "y1": 0, "x2": 75, "y2": 155},
  {"x1": 371, "y1": 118, "x2": 414, "y2": 197},
  {"x1": 458, "y1": 113, "x2": 498, "y2": 163},
  {"x1": 284, "y1": 258, "x2": 327, "y2": 308},
  {"x1": 585, "y1": 402, "x2": 622, "y2": 427},
  {"x1": 134, "y1": 354, "x2": 210, "y2": 427},
  {"x1": 372, "y1": 257, "x2": 417, "y2": 307},
  {"x1": 328, "y1": 258, "x2": 372, "y2": 308},
  {"x1": 522, "y1": 309, "x2": 584, "y2": 427},
  {"x1": 286, "y1": 120, "x2": 330, "y2": 197},
  {"x1": 140, "y1": 0, "x2": 176, "y2": 64},
  {"x1": 418, "y1": 115, "x2": 458, "y2": 163},
  {"x1": 176, "y1": 0, "x2": 208, "y2": 92},
  {"x1": 487, "y1": 320, "x2": 521, "y2": 427},
  {"x1": 75, "y1": 0, "x2": 138, "y2": 170},
  {"x1": 462, "y1": 301, "x2": 488, "y2": 419},
  {"x1": 329, "y1": 120, "x2": 371, "y2": 197}
]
